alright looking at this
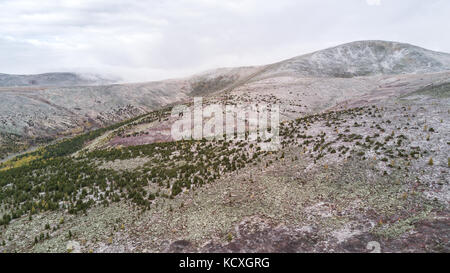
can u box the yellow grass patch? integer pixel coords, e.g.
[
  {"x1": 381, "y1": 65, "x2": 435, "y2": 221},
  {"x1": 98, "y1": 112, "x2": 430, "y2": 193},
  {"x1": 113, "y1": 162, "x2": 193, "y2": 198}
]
[{"x1": 0, "y1": 154, "x2": 41, "y2": 171}]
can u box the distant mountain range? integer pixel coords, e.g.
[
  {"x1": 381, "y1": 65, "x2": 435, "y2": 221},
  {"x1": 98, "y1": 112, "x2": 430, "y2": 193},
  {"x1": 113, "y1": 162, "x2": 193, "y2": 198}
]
[{"x1": 0, "y1": 72, "x2": 119, "y2": 87}]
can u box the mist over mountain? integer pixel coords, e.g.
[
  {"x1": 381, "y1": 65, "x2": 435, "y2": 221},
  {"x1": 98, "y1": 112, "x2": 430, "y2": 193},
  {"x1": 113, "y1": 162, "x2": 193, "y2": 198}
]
[{"x1": 0, "y1": 72, "x2": 119, "y2": 87}]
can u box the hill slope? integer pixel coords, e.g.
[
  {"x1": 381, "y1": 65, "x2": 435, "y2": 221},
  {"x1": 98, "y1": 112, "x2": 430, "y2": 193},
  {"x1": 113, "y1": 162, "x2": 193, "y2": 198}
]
[
  {"x1": 0, "y1": 40, "x2": 449, "y2": 253},
  {"x1": 1, "y1": 40, "x2": 449, "y2": 160},
  {"x1": 254, "y1": 40, "x2": 450, "y2": 79}
]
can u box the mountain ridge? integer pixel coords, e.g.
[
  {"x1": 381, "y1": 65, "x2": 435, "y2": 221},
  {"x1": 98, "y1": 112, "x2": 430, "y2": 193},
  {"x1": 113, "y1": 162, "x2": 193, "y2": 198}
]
[
  {"x1": 0, "y1": 40, "x2": 449, "y2": 253},
  {"x1": 0, "y1": 72, "x2": 119, "y2": 87},
  {"x1": 252, "y1": 40, "x2": 450, "y2": 79}
]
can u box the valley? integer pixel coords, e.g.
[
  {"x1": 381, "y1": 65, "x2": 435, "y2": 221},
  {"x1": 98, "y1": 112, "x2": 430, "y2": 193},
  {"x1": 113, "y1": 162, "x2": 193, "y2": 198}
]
[{"x1": 0, "y1": 41, "x2": 449, "y2": 253}]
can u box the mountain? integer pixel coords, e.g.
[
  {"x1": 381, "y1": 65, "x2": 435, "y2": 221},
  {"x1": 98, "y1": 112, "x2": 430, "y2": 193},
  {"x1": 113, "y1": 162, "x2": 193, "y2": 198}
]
[
  {"x1": 187, "y1": 41, "x2": 450, "y2": 96},
  {"x1": 254, "y1": 40, "x2": 450, "y2": 79},
  {"x1": 0, "y1": 72, "x2": 119, "y2": 87},
  {"x1": 1, "y1": 41, "x2": 449, "y2": 158},
  {"x1": 0, "y1": 40, "x2": 449, "y2": 253}
]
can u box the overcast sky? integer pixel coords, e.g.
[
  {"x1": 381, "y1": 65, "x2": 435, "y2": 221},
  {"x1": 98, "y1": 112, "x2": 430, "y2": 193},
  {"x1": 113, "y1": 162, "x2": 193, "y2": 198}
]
[{"x1": 0, "y1": 0, "x2": 449, "y2": 82}]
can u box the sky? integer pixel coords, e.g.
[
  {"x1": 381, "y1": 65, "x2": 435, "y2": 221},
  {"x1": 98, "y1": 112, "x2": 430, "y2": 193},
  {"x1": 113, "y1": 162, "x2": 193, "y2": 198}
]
[{"x1": 0, "y1": 0, "x2": 449, "y2": 82}]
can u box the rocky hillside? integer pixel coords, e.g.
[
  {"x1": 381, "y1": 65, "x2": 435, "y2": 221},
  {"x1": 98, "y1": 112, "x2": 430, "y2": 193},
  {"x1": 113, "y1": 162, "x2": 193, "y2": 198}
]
[
  {"x1": 0, "y1": 81, "x2": 448, "y2": 253},
  {"x1": 0, "y1": 40, "x2": 449, "y2": 253}
]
